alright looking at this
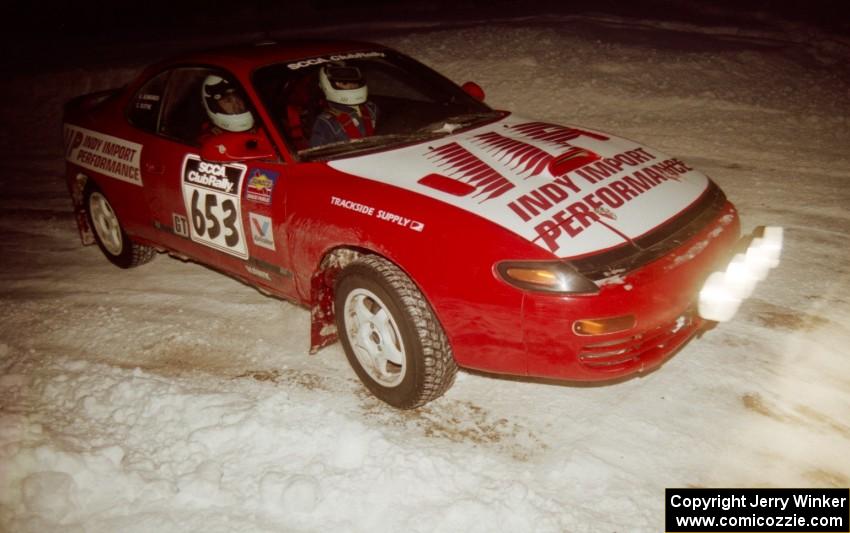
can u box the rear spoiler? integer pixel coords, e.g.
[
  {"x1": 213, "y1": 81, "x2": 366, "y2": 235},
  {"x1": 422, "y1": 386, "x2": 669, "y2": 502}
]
[{"x1": 63, "y1": 87, "x2": 123, "y2": 120}]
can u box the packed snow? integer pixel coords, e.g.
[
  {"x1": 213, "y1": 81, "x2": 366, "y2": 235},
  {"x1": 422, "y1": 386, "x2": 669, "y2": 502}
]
[{"x1": 2, "y1": 10, "x2": 849, "y2": 533}]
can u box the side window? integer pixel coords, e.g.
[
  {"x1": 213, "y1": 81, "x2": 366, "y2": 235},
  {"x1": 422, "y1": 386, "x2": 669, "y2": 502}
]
[
  {"x1": 158, "y1": 68, "x2": 218, "y2": 146},
  {"x1": 255, "y1": 70, "x2": 322, "y2": 151},
  {"x1": 128, "y1": 71, "x2": 168, "y2": 133},
  {"x1": 158, "y1": 68, "x2": 257, "y2": 146}
]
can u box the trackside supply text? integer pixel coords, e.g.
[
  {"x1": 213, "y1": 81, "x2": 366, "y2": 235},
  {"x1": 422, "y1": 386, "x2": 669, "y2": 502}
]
[
  {"x1": 665, "y1": 488, "x2": 849, "y2": 532},
  {"x1": 329, "y1": 196, "x2": 425, "y2": 232}
]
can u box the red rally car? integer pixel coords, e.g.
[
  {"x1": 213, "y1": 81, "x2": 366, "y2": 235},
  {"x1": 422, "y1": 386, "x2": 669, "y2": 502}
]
[{"x1": 63, "y1": 40, "x2": 781, "y2": 408}]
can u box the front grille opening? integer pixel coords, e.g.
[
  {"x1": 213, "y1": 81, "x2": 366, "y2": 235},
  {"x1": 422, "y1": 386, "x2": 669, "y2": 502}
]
[{"x1": 578, "y1": 311, "x2": 699, "y2": 370}]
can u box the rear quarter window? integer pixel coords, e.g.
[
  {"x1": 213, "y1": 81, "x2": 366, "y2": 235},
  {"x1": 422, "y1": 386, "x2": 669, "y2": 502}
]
[{"x1": 128, "y1": 71, "x2": 168, "y2": 133}]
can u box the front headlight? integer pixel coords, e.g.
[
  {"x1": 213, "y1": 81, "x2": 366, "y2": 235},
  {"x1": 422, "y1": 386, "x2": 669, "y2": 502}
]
[{"x1": 495, "y1": 261, "x2": 599, "y2": 294}]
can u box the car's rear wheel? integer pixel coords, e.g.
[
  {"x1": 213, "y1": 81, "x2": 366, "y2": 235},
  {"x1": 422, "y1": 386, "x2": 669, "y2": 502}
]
[
  {"x1": 335, "y1": 255, "x2": 457, "y2": 409},
  {"x1": 85, "y1": 183, "x2": 156, "y2": 269}
]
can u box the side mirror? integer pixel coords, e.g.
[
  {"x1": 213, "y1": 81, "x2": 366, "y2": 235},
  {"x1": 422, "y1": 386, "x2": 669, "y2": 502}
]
[
  {"x1": 200, "y1": 130, "x2": 275, "y2": 162},
  {"x1": 462, "y1": 81, "x2": 485, "y2": 102}
]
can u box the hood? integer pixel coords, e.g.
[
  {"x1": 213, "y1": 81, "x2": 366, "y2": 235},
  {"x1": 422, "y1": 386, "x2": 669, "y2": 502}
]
[{"x1": 329, "y1": 114, "x2": 709, "y2": 259}]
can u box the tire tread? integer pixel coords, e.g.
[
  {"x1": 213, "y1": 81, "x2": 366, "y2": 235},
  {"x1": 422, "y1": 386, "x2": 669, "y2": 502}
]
[
  {"x1": 85, "y1": 183, "x2": 156, "y2": 269},
  {"x1": 343, "y1": 255, "x2": 457, "y2": 408}
]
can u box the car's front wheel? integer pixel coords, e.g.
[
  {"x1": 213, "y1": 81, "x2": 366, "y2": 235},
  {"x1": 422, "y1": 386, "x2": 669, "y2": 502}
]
[
  {"x1": 335, "y1": 255, "x2": 457, "y2": 409},
  {"x1": 85, "y1": 183, "x2": 156, "y2": 268}
]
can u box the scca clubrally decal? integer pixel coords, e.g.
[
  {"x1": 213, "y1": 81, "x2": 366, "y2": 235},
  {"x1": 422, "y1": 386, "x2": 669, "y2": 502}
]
[{"x1": 181, "y1": 155, "x2": 249, "y2": 259}]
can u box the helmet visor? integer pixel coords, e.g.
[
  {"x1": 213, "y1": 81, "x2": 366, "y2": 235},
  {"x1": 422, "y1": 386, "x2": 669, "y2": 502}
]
[
  {"x1": 205, "y1": 82, "x2": 246, "y2": 115},
  {"x1": 325, "y1": 66, "x2": 365, "y2": 90}
]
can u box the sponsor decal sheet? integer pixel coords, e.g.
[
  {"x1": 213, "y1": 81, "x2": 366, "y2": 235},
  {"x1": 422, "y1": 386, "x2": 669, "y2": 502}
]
[
  {"x1": 330, "y1": 115, "x2": 709, "y2": 258},
  {"x1": 64, "y1": 125, "x2": 143, "y2": 186}
]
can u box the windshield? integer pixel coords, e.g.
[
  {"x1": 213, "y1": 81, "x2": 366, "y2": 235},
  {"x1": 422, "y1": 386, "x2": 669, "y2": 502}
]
[{"x1": 252, "y1": 50, "x2": 501, "y2": 160}]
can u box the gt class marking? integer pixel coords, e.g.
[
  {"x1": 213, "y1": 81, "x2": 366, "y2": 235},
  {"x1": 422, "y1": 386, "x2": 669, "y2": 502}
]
[
  {"x1": 172, "y1": 213, "x2": 190, "y2": 237},
  {"x1": 181, "y1": 155, "x2": 248, "y2": 259}
]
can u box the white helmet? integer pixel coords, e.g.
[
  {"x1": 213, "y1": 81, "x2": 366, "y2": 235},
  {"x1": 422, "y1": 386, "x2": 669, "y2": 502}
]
[
  {"x1": 202, "y1": 75, "x2": 254, "y2": 132},
  {"x1": 319, "y1": 64, "x2": 367, "y2": 106}
]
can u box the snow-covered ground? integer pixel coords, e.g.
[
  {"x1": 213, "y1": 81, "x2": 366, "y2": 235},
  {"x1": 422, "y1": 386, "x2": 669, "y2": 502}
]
[{"x1": 2, "y1": 12, "x2": 849, "y2": 533}]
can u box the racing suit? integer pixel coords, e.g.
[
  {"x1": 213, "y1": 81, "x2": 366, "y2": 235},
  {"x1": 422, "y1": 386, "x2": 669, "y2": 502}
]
[{"x1": 310, "y1": 101, "x2": 378, "y2": 147}]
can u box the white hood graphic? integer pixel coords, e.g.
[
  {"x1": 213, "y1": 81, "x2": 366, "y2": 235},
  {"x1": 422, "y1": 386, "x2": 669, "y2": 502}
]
[{"x1": 329, "y1": 115, "x2": 709, "y2": 258}]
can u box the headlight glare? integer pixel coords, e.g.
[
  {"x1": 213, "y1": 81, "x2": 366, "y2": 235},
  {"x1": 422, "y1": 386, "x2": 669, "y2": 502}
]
[
  {"x1": 724, "y1": 253, "x2": 759, "y2": 299},
  {"x1": 697, "y1": 225, "x2": 784, "y2": 322}
]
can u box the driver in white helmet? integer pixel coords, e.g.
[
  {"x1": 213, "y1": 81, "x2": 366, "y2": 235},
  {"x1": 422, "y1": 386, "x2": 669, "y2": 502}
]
[
  {"x1": 310, "y1": 64, "x2": 378, "y2": 147},
  {"x1": 201, "y1": 75, "x2": 254, "y2": 137}
]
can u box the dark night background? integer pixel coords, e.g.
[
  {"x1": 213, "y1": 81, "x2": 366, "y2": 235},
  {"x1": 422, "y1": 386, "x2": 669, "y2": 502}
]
[{"x1": 5, "y1": 0, "x2": 849, "y2": 71}]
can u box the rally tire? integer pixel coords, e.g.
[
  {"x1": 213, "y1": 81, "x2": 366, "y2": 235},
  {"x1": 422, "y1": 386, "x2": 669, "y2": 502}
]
[
  {"x1": 84, "y1": 183, "x2": 156, "y2": 269},
  {"x1": 335, "y1": 255, "x2": 457, "y2": 409}
]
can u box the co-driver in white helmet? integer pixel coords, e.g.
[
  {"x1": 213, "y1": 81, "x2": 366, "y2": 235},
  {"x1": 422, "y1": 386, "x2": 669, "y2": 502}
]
[{"x1": 310, "y1": 64, "x2": 378, "y2": 147}]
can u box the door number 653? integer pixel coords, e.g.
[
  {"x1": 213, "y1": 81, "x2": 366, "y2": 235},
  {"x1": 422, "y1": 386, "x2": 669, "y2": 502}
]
[{"x1": 191, "y1": 189, "x2": 239, "y2": 247}]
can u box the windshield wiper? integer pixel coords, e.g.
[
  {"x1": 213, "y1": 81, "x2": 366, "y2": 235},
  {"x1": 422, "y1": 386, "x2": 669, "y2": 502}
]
[
  {"x1": 298, "y1": 111, "x2": 505, "y2": 160},
  {"x1": 300, "y1": 131, "x2": 449, "y2": 159},
  {"x1": 418, "y1": 111, "x2": 505, "y2": 133}
]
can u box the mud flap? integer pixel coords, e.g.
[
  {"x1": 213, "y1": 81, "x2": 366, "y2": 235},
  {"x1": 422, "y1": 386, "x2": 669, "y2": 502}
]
[{"x1": 309, "y1": 267, "x2": 338, "y2": 354}]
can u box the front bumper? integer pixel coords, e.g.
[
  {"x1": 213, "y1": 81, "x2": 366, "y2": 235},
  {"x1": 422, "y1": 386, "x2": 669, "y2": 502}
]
[
  {"x1": 521, "y1": 202, "x2": 742, "y2": 381},
  {"x1": 576, "y1": 308, "x2": 703, "y2": 374}
]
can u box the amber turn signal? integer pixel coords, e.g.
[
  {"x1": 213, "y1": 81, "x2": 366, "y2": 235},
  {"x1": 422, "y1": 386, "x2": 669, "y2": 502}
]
[{"x1": 573, "y1": 315, "x2": 635, "y2": 336}]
